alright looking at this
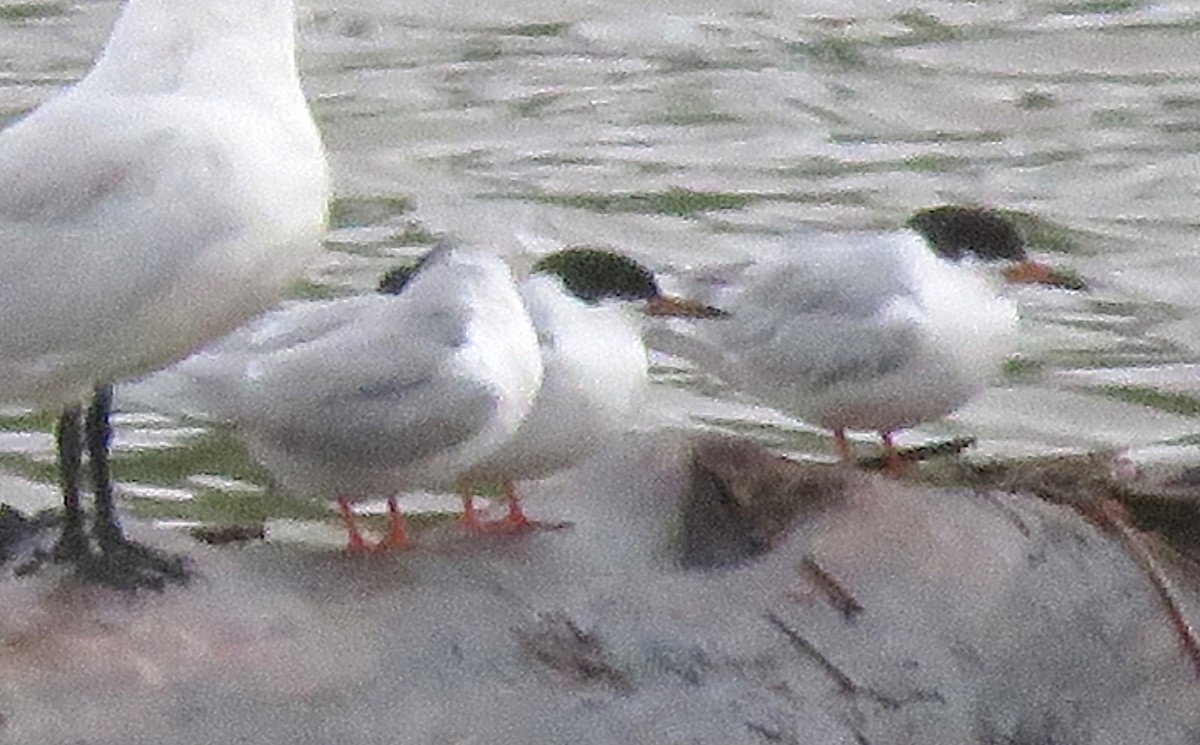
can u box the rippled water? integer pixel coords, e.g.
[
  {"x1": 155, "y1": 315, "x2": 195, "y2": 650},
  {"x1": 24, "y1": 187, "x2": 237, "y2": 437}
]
[{"x1": 2, "y1": 0, "x2": 1200, "y2": 527}]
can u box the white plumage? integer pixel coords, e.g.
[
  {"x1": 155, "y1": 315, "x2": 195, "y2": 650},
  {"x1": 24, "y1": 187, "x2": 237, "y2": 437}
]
[
  {"x1": 0, "y1": 0, "x2": 327, "y2": 579},
  {"x1": 178, "y1": 245, "x2": 545, "y2": 506},
  {"x1": 459, "y1": 273, "x2": 649, "y2": 517},
  {"x1": 698, "y1": 229, "x2": 1018, "y2": 460},
  {"x1": 137, "y1": 248, "x2": 657, "y2": 539},
  {"x1": 0, "y1": 0, "x2": 328, "y2": 407}
]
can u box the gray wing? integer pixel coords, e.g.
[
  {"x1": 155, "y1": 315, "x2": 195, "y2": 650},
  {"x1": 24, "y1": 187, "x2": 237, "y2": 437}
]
[
  {"x1": 233, "y1": 295, "x2": 499, "y2": 472},
  {"x1": 122, "y1": 297, "x2": 380, "y2": 418},
  {"x1": 261, "y1": 369, "x2": 498, "y2": 471},
  {"x1": 720, "y1": 238, "x2": 925, "y2": 391}
]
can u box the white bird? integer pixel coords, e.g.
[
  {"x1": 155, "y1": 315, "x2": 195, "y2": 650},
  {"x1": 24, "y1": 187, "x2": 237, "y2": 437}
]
[
  {"x1": 691, "y1": 207, "x2": 1078, "y2": 470},
  {"x1": 454, "y1": 272, "x2": 648, "y2": 530},
  {"x1": 148, "y1": 246, "x2": 717, "y2": 542},
  {"x1": 456, "y1": 247, "x2": 721, "y2": 531},
  {"x1": 0, "y1": 0, "x2": 328, "y2": 585},
  {"x1": 171, "y1": 243, "x2": 544, "y2": 552}
]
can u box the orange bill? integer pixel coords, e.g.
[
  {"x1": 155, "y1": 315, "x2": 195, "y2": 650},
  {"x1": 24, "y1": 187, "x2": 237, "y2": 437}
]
[
  {"x1": 645, "y1": 294, "x2": 728, "y2": 318},
  {"x1": 1003, "y1": 260, "x2": 1086, "y2": 291}
]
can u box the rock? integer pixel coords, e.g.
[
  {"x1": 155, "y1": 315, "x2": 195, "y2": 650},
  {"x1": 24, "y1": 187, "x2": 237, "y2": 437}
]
[
  {"x1": 680, "y1": 435, "x2": 844, "y2": 569},
  {"x1": 0, "y1": 431, "x2": 1196, "y2": 744}
]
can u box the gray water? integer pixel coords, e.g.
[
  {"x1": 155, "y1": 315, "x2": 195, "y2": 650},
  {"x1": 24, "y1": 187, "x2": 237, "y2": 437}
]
[{"x1": 3, "y1": 0, "x2": 1200, "y2": 521}]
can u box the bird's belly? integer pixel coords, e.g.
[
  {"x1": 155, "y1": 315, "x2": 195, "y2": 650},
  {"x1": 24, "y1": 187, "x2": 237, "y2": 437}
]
[
  {"x1": 1, "y1": 225, "x2": 325, "y2": 408},
  {"x1": 766, "y1": 350, "x2": 985, "y2": 434}
]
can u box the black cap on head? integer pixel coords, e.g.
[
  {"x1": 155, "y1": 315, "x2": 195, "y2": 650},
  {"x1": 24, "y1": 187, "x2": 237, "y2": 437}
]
[
  {"x1": 908, "y1": 206, "x2": 1027, "y2": 263},
  {"x1": 533, "y1": 247, "x2": 660, "y2": 302}
]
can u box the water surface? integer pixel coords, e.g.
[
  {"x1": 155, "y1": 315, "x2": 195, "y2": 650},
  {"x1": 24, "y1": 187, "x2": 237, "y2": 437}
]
[{"x1": 1, "y1": 0, "x2": 1199, "y2": 522}]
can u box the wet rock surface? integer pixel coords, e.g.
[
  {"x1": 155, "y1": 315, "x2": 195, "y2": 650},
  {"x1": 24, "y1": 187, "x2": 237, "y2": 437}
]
[{"x1": 0, "y1": 432, "x2": 1196, "y2": 744}]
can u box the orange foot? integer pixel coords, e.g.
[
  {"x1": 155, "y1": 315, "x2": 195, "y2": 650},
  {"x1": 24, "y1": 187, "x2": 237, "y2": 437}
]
[
  {"x1": 458, "y1": 490, "x2": 491, "y2": 534},
  {"x1": 459, "y1": 483, "x2": 570, "y2": 535},
  {"x1": 477, "y1": 496, "x2": 537, "y2": 534},
  {"x1": 880, "y1": 430, "x2": 910, "y2": 477},
  {"x1": 459, "y1": 498, "x2": 533, "y2": 535},
  {"x1": 833, "y1": 428, "x2": 854, "y2": 466},
  {"x1": 835, "y1": 428, "x2": 908, "y2": 476},
  {"x1": 338, "y1": 496, "x2": 410, "y2": 553}
]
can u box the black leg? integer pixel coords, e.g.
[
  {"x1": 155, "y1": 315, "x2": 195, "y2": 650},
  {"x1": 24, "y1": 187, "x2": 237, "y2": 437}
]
[
  {"x1": 53, "y1": 403, "x2": 88, "y2": 562},
  {"x1": 78, "y1": 383, "x2": 189, "y2": 590},
  {"x1": 86, "y1": 383, "x2": 122, "y2": 551}
]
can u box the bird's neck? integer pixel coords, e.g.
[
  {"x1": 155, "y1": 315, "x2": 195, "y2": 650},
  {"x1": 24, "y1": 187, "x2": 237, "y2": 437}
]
[{"x1": 76, "y1": 0, "x2": 302, "y2": 110}]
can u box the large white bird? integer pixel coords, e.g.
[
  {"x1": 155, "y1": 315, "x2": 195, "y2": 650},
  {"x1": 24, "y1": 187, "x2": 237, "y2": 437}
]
[
  {"x1": 694, "y1": 207, "x2": 1078, "y2": 469},
  {"x1": 0, "y1": 0, "x2": 328, "y2": 585},
  {"x1": 171, "y1": 243, "x2": 544, "y2": 552}
]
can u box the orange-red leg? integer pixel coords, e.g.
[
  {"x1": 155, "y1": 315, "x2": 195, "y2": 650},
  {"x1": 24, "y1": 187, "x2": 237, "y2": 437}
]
[
  {"x1": 459, "y1": 481, "x2": 537, "y2": 534},
  {"x1": 501, "y1": 481, "x2": 531, "y2": 529},
  {"x1": 338, "y1": 497, "x2": 372, "y2": 553},
  {"x1": 833, "y1": 428, "x2": 854, "y2": 465},
  {"x1": 376, "y1": 496, "x2": 410, "y2": 551},
  {"x1": 881, "y1": 430, "x2": 908, "y2": 476},
  {"x1": 338, "y1": 496, "x2": 409, "y2": 553},
  {"x1": 459, "y1": 484, "x2": 489, "y2": 533}
]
